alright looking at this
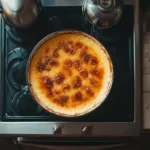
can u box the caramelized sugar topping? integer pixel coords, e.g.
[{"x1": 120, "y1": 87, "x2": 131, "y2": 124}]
[{"x1": 30, "y1": 35, "x2": 108, "y2": 108}]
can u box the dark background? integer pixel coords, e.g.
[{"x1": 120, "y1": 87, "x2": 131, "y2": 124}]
[{"x1": 141, "y1": 0, "x2": 150, "y2": 12}]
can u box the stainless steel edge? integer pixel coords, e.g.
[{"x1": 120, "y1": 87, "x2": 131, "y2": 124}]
[
  {"x1": 41, "y1": 0, "x2": 84, "y2": 7},
  {"x1": 0, "y1": 122, "x2": 139, "y2": 136},
  {"x1": 41, "y1": 0, "x2": 134, "y2": 7},
  {"x1": 0, "y1": 0, "x2": 140, "y2": 136},
  {"x1": 133, "y1": 0, "x2": 141, "y2": 135}
]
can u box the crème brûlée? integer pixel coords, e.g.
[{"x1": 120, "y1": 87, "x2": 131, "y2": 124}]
[{"x1": 27, "y1": 31, "x2": 113, "y2": 117}]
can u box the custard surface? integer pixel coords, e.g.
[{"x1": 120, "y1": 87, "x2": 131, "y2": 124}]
[{"x1": 28, "y1": 32, "x2": 113, "y2": 116}]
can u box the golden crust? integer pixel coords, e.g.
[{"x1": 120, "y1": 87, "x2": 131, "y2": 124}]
[{"x1": 27, "y1": 30, "x2": 113, "y2": 117}]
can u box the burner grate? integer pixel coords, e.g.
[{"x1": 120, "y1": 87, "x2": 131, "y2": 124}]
[
  {"x1": 12, "y1": 86, "x2": 43, "y2": 116},
  {"x1": 7, "y1": 48, "x2": 29, "y2": 90}
]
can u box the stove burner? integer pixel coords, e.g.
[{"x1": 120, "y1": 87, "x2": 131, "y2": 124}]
[
  {"x1": 6, "y1": 25, "x2": 27, "y2": 44},
  {"x1": 12, "y1": 86, "x2": 43, "y2": 116},
  {"x1": 7, "y1": 48, "x2": 29, "y2": 90},
  {"x1": 5, "y1": 23, "x2": 46, "y2": 45}
]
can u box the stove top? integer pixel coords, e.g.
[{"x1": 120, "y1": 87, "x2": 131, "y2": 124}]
[
  {"x1": 0, "y1": 6, "x2": 135, "y2": 122},
  {"x1": 0, "y1": 0, "x2": 141, "y2": 137}
]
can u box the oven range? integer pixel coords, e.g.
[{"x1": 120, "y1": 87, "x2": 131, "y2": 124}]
[{"x1": 0, "y1": 0, "x2": 140, "y2": 145}]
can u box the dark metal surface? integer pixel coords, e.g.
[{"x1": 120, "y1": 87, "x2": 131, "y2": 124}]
[
  {"x1": 3, "y1": 6, "x2": 134, "y2": 122},
  {"x1": 0, "y1": 0, "x2": 140, "y2": 136}
]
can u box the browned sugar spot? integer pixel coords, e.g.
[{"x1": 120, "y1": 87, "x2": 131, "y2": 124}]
[
  {"x1": 55, "y1": 73, "x2": 65, "y2": 84},
  {"x1": 90, "y1": 69, "x2": 101, "y2": 77},
  {"x1": 37, "y1": 60, "x2": 46, "y2": 72},
  {"x1": 90, "y1": 79, "x2": 99, "y2": 87},
  {"x1": 83, "y1": 46, "x2": 88, "y2": 51},
  {"x1": 73, "y1": 60, "x2": 80, "y2": 70},
  {"x1": 68, "y1": 41, "x2": 75, "y2": 49},
  {"x1": 45, "y1": 48, "x2": 50, "y2": 54},
  {"x1": 53, "y1": 41, "x2": 76, "y2": 57},
  {"x1": 53, "y1": 90, "x2": 60, "y2": 95},
  {"x1": 49, "y1": 59, "x2": 59, "y2": 66},
  {"x1": 80, "y1": 69, "x2": 88, "y2": 78},
  {"x1": 40, "y1": 76, "x2": 54, "y2": 97},
  {"x1": 54, "y1": 95, "x2": 69, "y2": 106},
  {"x1": 48, "y1": 89, "x2": 53, "y2": 97},
  {"x1": 37, "y1": 55, "x2": 59, "y2": 71},
  {"x1": 70, "y1": 48, "x2": 76, "y2": 55},
  {"x1": 75, "y1": 42, "x2": 83, "y2": 48},
  {"x1": 90, "y1": 56, "x2": 98, "y2": 65},
  {"x1": 83, "y1": 54, "x2": 90, "y2": 64},
  {"x1": 65, "y1": 60, "x2": 72, "y2": 67},
  {"x1": 44, "y1": 56, "x2": 51, "y2": 63},
  {"x1": 80, "y1": 50, "x2": 86, "y2": 58},
  {"x1": 63, "y1": 85, "x2": 71, "y2": 92},
  {"x1": 45, "y1": 67, "x2": 51, "y2": 71},
  {"x1": 42, "y1": 76, "x2": 53, "y2": 88},
  {"x1": 64, "y1": 47, "x2": 70, "y2": 53},
  {"x1": 60, "y1": 41, "x2": 76, "y2": 55},
  {"x1": 84, "y1": 87, "x2": 94, "y2": 96},
  {"x1": 73, "y1": 76, "x2": 82, "y2": 88},
  {"x1": 53, "y1": 50, "x2": 59, "y2": 58},
  {"x1": 91, "y1": 68, "x2": 105, "y2": 80},
  {"x1": 54, "y1": 41, "x2": 65, "y2": 51},
  {"x1": 58, "y1": 41, "x2": 65, "y2": 48},
  {"x1": 63, "y1": 42, "x2": 70, "y2": 53},
  {"x1": 74, "y1": 92, "x2": 82, "y2": 101},
  {"x1": 68, "y1": 40, "x2": 73, "y2": 45}
]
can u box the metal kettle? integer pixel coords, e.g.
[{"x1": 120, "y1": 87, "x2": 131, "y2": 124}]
[
  {"x1": 83, "y1": 0, "x2": 123, "y2": 29},
  {"x1": 0, "y1": 0, "x2": 41, "y2": 28}
]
